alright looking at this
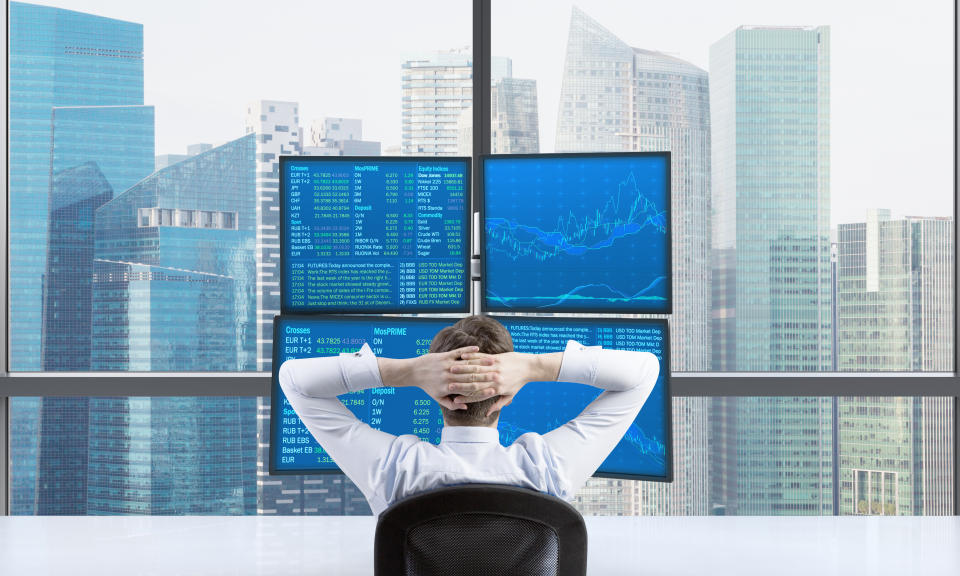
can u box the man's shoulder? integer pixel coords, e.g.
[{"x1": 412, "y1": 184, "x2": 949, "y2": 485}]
[{"x1": 507, "y1": 431, "x2": 547, "y2": 450}]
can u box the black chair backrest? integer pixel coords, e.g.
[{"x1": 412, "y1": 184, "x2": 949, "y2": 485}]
[{"x1": 374, "y1": 484, "x2": 587, "y2": 576}]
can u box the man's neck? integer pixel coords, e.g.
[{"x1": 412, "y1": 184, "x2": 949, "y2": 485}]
[{"x1": 442, "y1": 420, "x2": 499, "y2": 429}]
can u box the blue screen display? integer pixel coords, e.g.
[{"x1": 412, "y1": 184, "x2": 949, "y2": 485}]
[
  {"x1": 483, "y1": 153, "x2": 671, "y2": 313},
  {"x1": 280, "y1": 157, "x2": 469, "y2": 313},
  {"x1": 271, "y1": 315, "x2": 670, "y2": 481}
]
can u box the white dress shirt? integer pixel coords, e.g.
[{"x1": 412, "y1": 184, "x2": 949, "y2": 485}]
[{"x1": 278, "y1": 340, "x2": 659, "y2": 516}]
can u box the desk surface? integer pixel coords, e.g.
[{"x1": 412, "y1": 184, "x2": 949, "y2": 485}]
[{"x1": 2, "y1": 515, "x2": 958, "y2": 575}]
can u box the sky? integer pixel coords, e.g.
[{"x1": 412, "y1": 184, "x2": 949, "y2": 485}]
[{"x1": 10, "y1": 0, "x2": 957, "y2": 226}]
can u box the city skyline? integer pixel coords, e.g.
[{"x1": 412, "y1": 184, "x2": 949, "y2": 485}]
[
  {"x1": 8, "y1": 0, "x2": 954, "y2": 226},
  {"x1": 5, "y1": 1, "x2": 955, "y2": 517}
]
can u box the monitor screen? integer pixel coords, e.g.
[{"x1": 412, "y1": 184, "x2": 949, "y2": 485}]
[
  {"x1": 271, "y1": 315, "x2": 671, "y2": 481},
  {"x1": 280, "y1": 156, "x2": 470, "y2": 314},
  {"x1": 482, "y1": 153, "x2": 671, "y2": 314}
]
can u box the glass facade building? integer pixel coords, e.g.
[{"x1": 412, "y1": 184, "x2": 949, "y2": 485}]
[
  {"x1": 710, "y1": 26, "x2": 832, "y2": 372},
  {"x1": 9, "y1": 1, "x2": 147, "y2": 371},
  {"x1": 708, "y1": 26, "x2": 835, "y2": 515},
  {"x1": 83, "y1": 134, "x2": 259, "y2": 513},
  {"x1": 44, "y1": 106, "x2": 155, "y2": 371},
  {"x1": 8, "y1": 1, "x2": 149, "y2": 514},
  {"x1": 401, "y1": 50, "x2": 473, "y2": 156},
  {"x1": 490, "y1": 58, "x2": 539, "y2": 154},
  {"x1": 554, "y1": 7, "x2": 712, "y2": 515},
  {"x1": 91, "y1": 134, "x2": 257, "y2": 371},
  {"x1": 18, "y1": 134, "x2": 260, "y2": 515},
  {"x1": 836, "y1": 212, "x2": 954, "y2": 515}
]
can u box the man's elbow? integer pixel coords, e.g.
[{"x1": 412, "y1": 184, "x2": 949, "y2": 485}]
[
  {"x1": 637, "y1": 352, "x2": 660, "y2": 389},
  {"x1": 278, "y1": 360, "x2": 296, "y2": 395}
]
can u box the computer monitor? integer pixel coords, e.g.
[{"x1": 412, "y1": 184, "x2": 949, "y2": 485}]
[
  {"x1": 280, "y1": 156, "x2": 470, "y2": 314},
  {"x1": 270, "y1": 315, "x2": 671, "y2": 482},
  {"x1": 482, "y1": 152, "x2": 671, "y2": 314},
  {"x1": 493, "y1": 316, "x2": 671, "y2": 481}
]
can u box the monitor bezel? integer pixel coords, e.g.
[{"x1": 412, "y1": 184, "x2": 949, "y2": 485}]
[
  {"x1": 269, "y1": 313, "x2": 673, "y2": 483},
  {"x1": 278, "y1": 155, "x2": 472, "y2": 315},
  {"x1": 479, "y1": 151, "x2": 673, "y2": 315}
]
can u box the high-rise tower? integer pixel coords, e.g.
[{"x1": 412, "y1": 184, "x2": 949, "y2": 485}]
[
  {"x1": 87, "y1": 135, "x2": 259, "y2": 514},
  {"x1": 9, "y1": 1, "x2": 151, "y2": 514},
  {"x1": 8, "y1": 1, "x2": 147, "y2": 370},
  {"x1": 490, "y1": 57, "x2": 539, "y2": 154},
  {"x1": 836, "y1": 211, "x2": 954, "y2": 515},
  {"x1": 401, "y1": 50, "x2": 473, "y2": 156},
  {"x1": 709, "y1": 26, "x2": 834, "y2": 516},
  {"x1": 556, "y1": 7, "x2": 711, "y2": 515}
]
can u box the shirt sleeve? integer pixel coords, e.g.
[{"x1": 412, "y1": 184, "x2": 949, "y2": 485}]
[
  {"x1": 541, "y1": 340, "x2": 660, "y2": 499},
  {"x1": 277, "y1": 343, "x2": 397, "y2": 509}
]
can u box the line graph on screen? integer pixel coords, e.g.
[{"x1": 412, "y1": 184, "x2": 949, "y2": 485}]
[{"x1": 485, "y1": 165, "x2": 669, "y2": 311}]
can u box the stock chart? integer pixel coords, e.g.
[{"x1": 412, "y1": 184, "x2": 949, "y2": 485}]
[{"x1": 483, "y1": 153, "x2": 670, "y2": 313}]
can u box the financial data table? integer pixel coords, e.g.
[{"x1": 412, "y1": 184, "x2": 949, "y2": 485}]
[{"x1": 282, "y1": 158, "x2": 468, "y2": 313}]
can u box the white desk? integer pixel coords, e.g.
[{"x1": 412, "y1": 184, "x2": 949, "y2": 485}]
[{"x1": 1, "y1": 516, "x2": 958, "y2": 575}]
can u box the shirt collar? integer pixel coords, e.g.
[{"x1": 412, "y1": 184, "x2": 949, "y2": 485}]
[{"x1": 440, "y1": 426, "x2": 500, "y2": 444}]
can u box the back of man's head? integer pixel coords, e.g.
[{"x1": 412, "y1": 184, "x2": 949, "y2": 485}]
[{"x1": 430, "y1": 315, "x2": 513, "y2": 427}]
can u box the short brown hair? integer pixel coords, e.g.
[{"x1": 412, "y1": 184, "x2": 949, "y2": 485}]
[{"x1": 431, "y1": 316, "x2": 513, "y2": 426}]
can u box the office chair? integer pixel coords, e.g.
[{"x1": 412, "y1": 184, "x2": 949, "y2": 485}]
[{"x1": 374, "y1": 484, "x2": 587, "y2": 576}]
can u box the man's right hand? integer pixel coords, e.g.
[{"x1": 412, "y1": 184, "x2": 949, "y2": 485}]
[{"x1": 448, "y1": 351, "x2": 563, "y2": 416}]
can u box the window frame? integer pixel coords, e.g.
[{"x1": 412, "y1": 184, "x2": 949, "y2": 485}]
[{"x1": 1, "y1": 0, "x2": 958, "y2": 517}]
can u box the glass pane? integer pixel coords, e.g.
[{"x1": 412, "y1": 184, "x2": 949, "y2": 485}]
[
  {"x1": 10, "y1": 396, "x2": 259, "y2": 514},
  {"x1": 492, "y1": 0, "x2": 954, "y2": 372},
  {"x1": 710, "y1": 397, "x2": 954, "y2": 515},
  {"x1": 8, "y1": 0, "x2": 471, "y2": 372},
  {"x1": 11, "y1": 396, "x2": 952, "y2": 515}
]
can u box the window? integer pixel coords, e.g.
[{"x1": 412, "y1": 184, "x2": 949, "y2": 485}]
[
  {"x1": 4, "y1": 0, "x2": 955, "y2": 518},
  {"x1": 489, "y1": 0, "x2": 956, "y2": 515},
  {"x1": 6, "y1": 0, "x2": 472, "y2": 515}
]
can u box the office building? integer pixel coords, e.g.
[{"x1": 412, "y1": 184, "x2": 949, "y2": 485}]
[
  {"x1": 490, "y1": 57, "x2": 539, "y2": 154},
  {"x1": 710, "y1": 25, "x2": 832, "y2": 372},
  {"x1": 709, "y1": 26, "x2": 834, "y2": 515},
  {"x1": 43, "y1": 106, "x2": 155, "y2": 371},
  {"x1": 836, "y1": 211, "x2": 954, "y2": 515},
  {"x1": 401, "y1": 50, "x2": 473, "y2": 156},
  {"x1": 243, "y1": 102, "x2": 370, "y2": 515},
  {"x1": 8, "y1": 1, "x2": 149, "y2": 514},
  {"x1": 243, "y1": 100, "x2": 302, "y2": 372},
  {"x1": 91, "y1": 134, "x2": 257, "y2": 370},
  {"x1": 36, "y1": 164, "x2": 113, "y2": 515},
  {"x1": 555, "y1": 6, "x2": 711, "y2": 516},
  {"x1": 37, "y1": 105, "x2": 154, "y2": 513},
  {"x1": 8, "y1": 2, "x2": 146, "y2": 371},
  {"x1": 304, "y1": 117, "x2": 380, "y2": 156},
  {"x1": 81, "y1": 134, "x2": 258, "y2": 513}
]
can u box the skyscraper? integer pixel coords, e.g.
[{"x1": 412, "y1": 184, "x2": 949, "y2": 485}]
[
  {"x1": 401, "y1": 50, "x2": 473, "y2": 156},
  {"x1": 836, "y1": 211, "x2": 954, "y2": 515},
  {"x1": 85, "y1": 134, "x2": 259, "y2": 514},
  {"x1": 244, "y1": 100, "x2": 302, "y2": 372},
  {"x1": 243, "y1": 102, "x2": 370, "y2": 515},
  {"x1": 8, "y1": 2, "x2": 147, "y2": 371},
  {"x1": 490, "y1": 57, "x2": 539, "y2": 154},
  {"x1": 555, "y1": 7, "x2": 711, "y2": 515},
  {"x1": 710, "y1": 26, "x2": 832, "y2": 372},
  {"x1": 709, "y1": 26, "x2": 834, "y2": 515},
  {"x1": 9, "y1": 1, "x2": 149, "y2": 514},
  {"x1": 43, "y1": 105, "x2": 155, "y2": 371},
  {"x1": 92, "y1": 135, "x2": 256, "y2": 370}
]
